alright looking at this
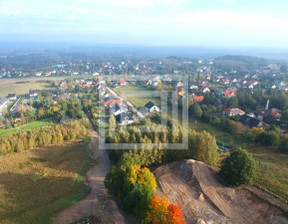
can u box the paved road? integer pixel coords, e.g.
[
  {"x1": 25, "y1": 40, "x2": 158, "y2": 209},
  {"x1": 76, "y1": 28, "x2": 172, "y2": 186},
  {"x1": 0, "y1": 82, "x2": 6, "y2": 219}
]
[{"x1": 53, "y1": 120, "x2": 137, "y2": 224}]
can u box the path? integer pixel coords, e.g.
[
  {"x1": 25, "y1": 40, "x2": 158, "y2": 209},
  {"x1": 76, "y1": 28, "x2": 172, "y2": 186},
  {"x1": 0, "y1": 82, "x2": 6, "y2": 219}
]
[{"x1": 53, "y1": 121, "x2": 137, "y2": 224}]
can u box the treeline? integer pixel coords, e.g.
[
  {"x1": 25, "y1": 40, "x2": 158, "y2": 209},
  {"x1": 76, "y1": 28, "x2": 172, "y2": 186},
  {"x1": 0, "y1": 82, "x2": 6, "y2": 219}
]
[
  {"x1": 81, "y1": 93, "x2": 100, "y2": 131},
  {"x1": 106, "y1": 115, "x2": 218, "y2": 166},
  {"x1": 0, "y1": 119, "x2": 89, "y2": 154},
  {"x1": 105, "y1": 152, "x2": 186, "y2": 223}
]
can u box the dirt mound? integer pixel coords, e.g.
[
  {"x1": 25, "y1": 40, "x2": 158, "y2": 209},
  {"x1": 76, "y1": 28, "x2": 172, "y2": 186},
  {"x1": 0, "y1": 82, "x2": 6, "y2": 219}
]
[{"x1": 153, "y1": 159, "x2": 288, "y2": 224}]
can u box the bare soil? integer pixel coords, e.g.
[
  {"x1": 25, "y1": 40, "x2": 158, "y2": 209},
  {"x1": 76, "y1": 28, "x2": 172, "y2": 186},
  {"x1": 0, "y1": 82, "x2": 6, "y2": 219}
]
[
  {"x1": 53, "y1": 122, "x2": 137, "y2": 224},
  {"x1": 153, "y1": 159, "x2": 288, "y2": 224}
]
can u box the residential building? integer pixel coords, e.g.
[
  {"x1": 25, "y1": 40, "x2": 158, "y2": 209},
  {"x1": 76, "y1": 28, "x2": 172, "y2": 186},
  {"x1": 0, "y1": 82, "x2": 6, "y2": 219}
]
[
  {"x1": 223, "y1": 108, "x2": 245, "y2": 116},
  {"x1": 145, "y1": 101, "x2": 160, "y2": 113}
]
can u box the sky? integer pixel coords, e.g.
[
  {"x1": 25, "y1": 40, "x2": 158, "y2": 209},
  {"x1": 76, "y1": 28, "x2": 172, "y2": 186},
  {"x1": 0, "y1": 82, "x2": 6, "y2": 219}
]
[{"x1": 0, "y1": 0, "x2": 288, "y2": 48}]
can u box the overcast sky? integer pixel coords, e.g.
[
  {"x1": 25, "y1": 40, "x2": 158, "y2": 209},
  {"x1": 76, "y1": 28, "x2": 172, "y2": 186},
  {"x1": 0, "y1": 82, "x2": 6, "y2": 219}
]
[{"x1": 0, "y1": 0, "x2": 287, "y2": 48}]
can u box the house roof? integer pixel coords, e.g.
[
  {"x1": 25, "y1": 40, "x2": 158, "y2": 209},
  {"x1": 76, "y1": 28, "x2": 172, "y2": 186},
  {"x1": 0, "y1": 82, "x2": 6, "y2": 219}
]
[
  {"x1": 223, "y1": 90, "x2": 236, "y2": 96},
  {"x1": 239, "y1": 115, "x2": 262, "y2": 128},
  {"x1": 145, "y1": 101, "x2": 155, "y2": 109},
  {"x1": 223, "y1": 108, "x2": 245, "y2": 115},
  {"x1": 120, "y1": 79, "x2": 126, "y2": 83},
  {"x1": 193, "y1": 96, "x2": 204, "y2": 103},
  {"x1": 200, "y1": 86, "x2": 209, "y2": 91}
]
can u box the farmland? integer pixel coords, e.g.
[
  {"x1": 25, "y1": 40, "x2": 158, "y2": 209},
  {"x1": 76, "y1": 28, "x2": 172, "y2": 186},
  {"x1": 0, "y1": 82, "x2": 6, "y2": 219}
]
[
  {"x1": 0, "y1": 140, "x2": 92, "y2": 224},
  {"x1": 0, "y1": 82, "x2": 54, "y2": 97}
]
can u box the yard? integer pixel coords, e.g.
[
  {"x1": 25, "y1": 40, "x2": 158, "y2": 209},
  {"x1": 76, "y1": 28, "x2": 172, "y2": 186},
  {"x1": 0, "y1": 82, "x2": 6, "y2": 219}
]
[
  {"x1": 0, "y1": 119, "x2": 52, "y2": 137},
  {"x1": 0, "y1": 140, "x2": 91, "y2": 224},
  {"x1": 113, "y1": 85, "x2": 162, "y2": 107}
]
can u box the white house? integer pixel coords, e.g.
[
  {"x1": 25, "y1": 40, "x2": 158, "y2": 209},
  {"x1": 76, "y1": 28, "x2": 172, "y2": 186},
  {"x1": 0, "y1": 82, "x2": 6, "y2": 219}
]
[
  {"x1": 145, "y1": 101, "x2": 160, "y2": 113},
  {"x1": 190, "y1": 85, "x2": 198, "y2": 90}
]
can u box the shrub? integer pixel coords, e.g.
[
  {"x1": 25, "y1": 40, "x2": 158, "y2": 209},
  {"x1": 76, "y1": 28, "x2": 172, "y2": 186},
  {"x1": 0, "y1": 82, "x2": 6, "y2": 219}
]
[{"x1": 220, "y1": 149, "x2": 256, "y2": 186}]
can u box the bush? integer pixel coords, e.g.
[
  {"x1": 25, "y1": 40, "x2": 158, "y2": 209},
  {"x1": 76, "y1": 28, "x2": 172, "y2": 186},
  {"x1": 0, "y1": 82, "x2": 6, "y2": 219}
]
[
  {"x1": 220, "y1": 149, "x2": 256, "y2": 186},
  {"x1": 278, "y1": 135, "x2": 288, "y2": 153}
]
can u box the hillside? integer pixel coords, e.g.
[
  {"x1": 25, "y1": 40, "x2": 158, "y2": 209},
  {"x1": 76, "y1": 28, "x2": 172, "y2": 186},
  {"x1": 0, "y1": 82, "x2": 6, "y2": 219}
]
[
  {"x1": 214, "y1": 55, "x2": 267, "y2": 68},
  {"x1": 153, "y1": 160, "x2": 288, "y2": 224}
]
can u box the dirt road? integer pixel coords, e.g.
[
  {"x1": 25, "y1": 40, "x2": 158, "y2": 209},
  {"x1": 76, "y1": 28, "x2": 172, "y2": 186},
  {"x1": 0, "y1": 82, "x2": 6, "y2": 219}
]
[
  {"x1": 154, "y1": 159, "x2": 288, "y2": 224},
  {"x1": 53, "y1": 122, "x2": 137, "y2": 224}
]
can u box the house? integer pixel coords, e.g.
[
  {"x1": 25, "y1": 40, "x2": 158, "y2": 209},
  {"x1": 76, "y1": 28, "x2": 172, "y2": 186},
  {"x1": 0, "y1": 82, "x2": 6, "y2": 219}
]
[
  {"x1": 104, "y1": 99, "x2": 123, "y2": 108},
  {"x1": 176, "y1": 81, "x2": 183, "y2": 87},
  {"x1": 58, "y1": 81, "x2": 68, "y2": 91},
  {"x1": 193, "y1": 96, "x2": 204, "y2": 103},
  {"x1": 145, "y1": 101, "x2": 160, "y2": 113},
  {"x1": 29, "y1": 89, "x2": 41, "y2": 98},
  {"x1": 268, "y1": 108, "x2": 282, "y2": 119},
  {"x1": 7, "y1": 93, "x2": 16, "y2": 101},
  {"x1": 199, "y1": 86, "x2": 210, "y2": 93},
  {"x1": 12, "y1": 118, "x2": 21, "y2": 124},
  {"x1": 119, "y1": 79, "x2": 127, "y2": 86},
  {"x1": 115, "y1": 113, "x2": 134, "y2": 125},
  {"x1": 223, "y1": 108, "x2": 245, "y2": 116},
  {"x1": 190, "y1": 85, "x2": 198, "y2": 90},
  {"x1": 0, "y1": 97, "x2": 8, "y2": 114},
  {"x1": 74, "y1": 78, "x2": 85, "y2": 83},
  {"x1": 222, "y1": 90, "x2": 236, "y2": 97},
  {"x1": 45, "y1": 71, "x2": 52, "y2": 76},
  {"x1": 109, "y1": 104, "x2": 127, "y2": 116},
  {"x1": 34, "y1": 72, "x2": 42, "y2": 77},
  {"x1": 239, "y1": 115, "x2": 263, "y2": 128},
  {"x1": 86, "y1": 80, "x2": 93, "y2": 85},
  {"x1": 221, "y1": 78, "x2": 230, "y2": 85}
]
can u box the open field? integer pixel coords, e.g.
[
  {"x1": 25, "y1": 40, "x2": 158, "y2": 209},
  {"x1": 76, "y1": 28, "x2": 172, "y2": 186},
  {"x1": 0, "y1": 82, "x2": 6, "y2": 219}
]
[
  {"x1": 0, "y1": 82, "x2": 55, "y2": 97},
  {"x1": 189, "y1": 119, "x2": 244, "y2": 148},
  {"x1": 249, "y1": 146, "x2": 288, "y2": 203},
  {"x1": 0, "y1": 119, "x2": 52, "y2": 137},
  {"x1": 0, "y1": 140, "x2": 91, "y2": 224},
  {"x1": 113, "y1": 85, "x2": 162, "y2": 107}
]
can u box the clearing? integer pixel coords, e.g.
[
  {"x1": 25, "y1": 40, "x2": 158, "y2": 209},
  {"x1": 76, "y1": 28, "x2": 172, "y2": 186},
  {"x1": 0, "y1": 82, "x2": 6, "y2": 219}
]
[
  {"x1": 154, "y1": 159, "x2": 288, "y2": 224},
  {"x1": 0, "y1": 140, "x2": 91, "y2": 224},
  {"x1": 113, "y1": 85, "x2": 161, "y2": 107}
]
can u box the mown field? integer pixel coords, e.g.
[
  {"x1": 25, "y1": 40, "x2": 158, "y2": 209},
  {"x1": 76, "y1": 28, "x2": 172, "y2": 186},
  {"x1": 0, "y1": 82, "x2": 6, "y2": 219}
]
[
  {"x1": 0, "y1": 119, "x2": 52, "y2": 137},
  {"x1": 0, "y1": 82, "x2": 55, "y2": 97},
  {"x1": 189, "y1": 118, "x2": 288, "y2": 203},
  {"x1": 113, "y1": 85, "x2": 162, "y2": 107},
  {"x1": 0, "y1": 140, "x2": 92, "y2": 224}
]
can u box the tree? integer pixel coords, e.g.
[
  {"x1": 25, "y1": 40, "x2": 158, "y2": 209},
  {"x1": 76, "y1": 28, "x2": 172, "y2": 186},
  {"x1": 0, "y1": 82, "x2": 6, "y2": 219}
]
[
  {"x1": 147, "y1": 194, "x2": 186, "y2": 224},
  {"x1": 220, "y1": 149, "x2": 256, "y2": 186},
  {"x1": 278, "y1": 135, "x2": 288, "y2": 153},
  {"x1": 4, "y1": 119, "x2": 12, "y2": 129},
  {"x1": 122, "y1": 165, "x2": 157, "y2": 221},
  {"x1": 109, "y1": 115, "x2": 116, "y2": 135},
  {"x1": 228, "y1": 96, "x2": 238, "y2": 108},
  {"x1": 191, "y1": 103, "x2": 202, "y2": 117}
]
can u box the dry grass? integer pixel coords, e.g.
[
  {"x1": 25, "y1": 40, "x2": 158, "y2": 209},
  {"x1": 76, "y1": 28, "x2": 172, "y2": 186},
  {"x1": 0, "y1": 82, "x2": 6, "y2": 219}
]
[
  {"x1": 0, "y1": 82, "x2": 54, "y2": 97},
  {"x1": 0, "y1": 140, "x2": 91, "y2": 224}
]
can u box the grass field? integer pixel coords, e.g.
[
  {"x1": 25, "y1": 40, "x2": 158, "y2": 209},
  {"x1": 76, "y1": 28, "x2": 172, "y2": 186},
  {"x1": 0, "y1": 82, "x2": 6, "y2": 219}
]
[
  {"x1": 113, "y1": 85, "x2": 162, "y2": 107},
  {"x1": 0, "y1": 82, "x2": 55, "y2": 97},
  {"x1": 0, "y1": 140, "x2": 92, "y2": 224},
  {"x1": 249, "y1": 147, "x2": 288, "y2": 203},
  {"x1": 0, "y1": 119, "x2": 52, "y2": 137},
  {"x1": 189, "y1": 119, "x2": 244, "y2": 148}
]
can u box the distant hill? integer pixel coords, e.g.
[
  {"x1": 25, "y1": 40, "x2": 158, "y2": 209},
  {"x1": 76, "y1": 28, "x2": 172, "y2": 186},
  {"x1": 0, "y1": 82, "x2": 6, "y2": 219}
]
[{"x1": 214, "y1": 55, "x2": 267, "y2": 67}]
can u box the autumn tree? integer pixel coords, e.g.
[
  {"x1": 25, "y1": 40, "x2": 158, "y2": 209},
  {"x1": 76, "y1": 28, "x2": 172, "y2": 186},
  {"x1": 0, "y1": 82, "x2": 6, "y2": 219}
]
[{"x1": 147, "y1": 194, "x2": 186, "y2": 224}]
